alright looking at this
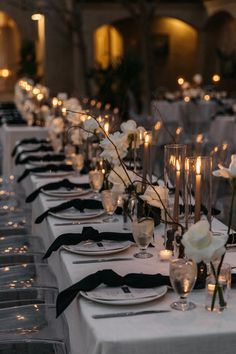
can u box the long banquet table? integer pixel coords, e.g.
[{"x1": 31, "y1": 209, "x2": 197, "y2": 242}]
[{"x1": 19, "y1": 172, "x2": 236, "y2": 354}]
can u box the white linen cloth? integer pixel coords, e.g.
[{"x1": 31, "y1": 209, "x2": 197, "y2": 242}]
[
  {"x1": 19, "y1": 173, "x2": 236, "y2": 354},
  {"x1": 0, "y1": 124, "x2": 48, "y2": 176},
  {"x1": 209, "y1": 116, "x2": 236, "y2": 148}
]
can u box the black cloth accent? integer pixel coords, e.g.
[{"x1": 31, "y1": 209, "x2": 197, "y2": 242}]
[
  {"x1": 43, "y1": 227, "x2": 134, "y2": 259},
  {"x1": 26, "y1": 178, "x2": 90, "y2": 203},
  {"x1": 56, "y1": 268, "x2": 206, "y2": 317},
  {"x1": 16, "y1": 153, "x2": 65, "y2": 165},
  {"x1": 15, "y1": 145, "x2": 54, "y2": 164},
  {"x1": 178, "y1": 204, "x2": 221, "y2": 216},
  {"x1": 17, "y1": 164, "x2": 74, "y2": 183},
  {"x1": 56, "y1": 270, "x2": 171, "y2": 317},
  {"x1": 35, "y1": 198, "x2": 102, "y2": 223},
  {"x1": 12, "y1": 138, "x2": 50, "y2": 157}
]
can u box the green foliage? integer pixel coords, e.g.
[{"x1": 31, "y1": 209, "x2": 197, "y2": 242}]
[
  {"x1": 17, "y1": 39, "x2": 38, "y2": 80},
  {"x1": 88, "y1": 54, "x2": 143, "y2": 114}
]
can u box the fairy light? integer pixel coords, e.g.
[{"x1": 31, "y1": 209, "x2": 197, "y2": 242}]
[
  {"x1": 177, "y1": 77, "x2": 184, "y2": 85},
  {"x1": 184, "y1": 96, "x2": 190, "y2": 102},
  {"x1": 212, "y1": 74, "x2": 220, "y2": 83}
]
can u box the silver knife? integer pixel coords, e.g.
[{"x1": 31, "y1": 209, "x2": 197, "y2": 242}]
[
  {"x1": 73, "y1": 257, "x2": 133, "y2": 264},
  {"x1": 92, "y1": 310, "x2": 171, "y2": 319},
  {"x1": 54, "y1": 221, "x2": 102, "y2": 226}
]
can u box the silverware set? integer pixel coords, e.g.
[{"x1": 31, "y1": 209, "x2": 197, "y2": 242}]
[
  {"x1": 92, "y1": 310, "x2": 171, "y2": 319},
  {"x1": 54, "y1": 221, "x2": 102, "y2": 226},
  {"x1": 73, "y1": 257, "x2": 133, "y2": 264}
]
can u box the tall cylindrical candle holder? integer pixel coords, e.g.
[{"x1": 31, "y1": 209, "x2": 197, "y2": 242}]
[
  {"x1": 164, "y1": 144, "x2": 187, "y2": 254},
  {"x1": 142, "y1": 131, "x2": 153, "y2": 191},
  {"x1": 185, "y1": 156, "x2": 212, "y2": 229}
]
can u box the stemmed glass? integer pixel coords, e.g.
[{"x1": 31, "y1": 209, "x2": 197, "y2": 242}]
[
  {"x1": 132, "y1": 218, "x2": 154, "y2": 258},
  {"x1": 89, "y1": 170, "x2": 104, "y2": 199},
  {"x1": 101, "y1": 190, "x2": 118, "y2": 222},
  {"x1": 169, "y1": 258, "x2": 197, "y2": 311},
  {"x1": 71, "y1": 153, "x2": 84, "y2": 176}
]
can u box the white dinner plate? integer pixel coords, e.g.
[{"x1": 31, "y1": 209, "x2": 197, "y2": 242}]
[
  {"x1": 63, "y1": 240, "x2": 131, "y2": 256},
  {"x1": 42, "y1": 188, "x2": 91, "y2": 198},
  {"x1": 30, "y1": 160, "x2": 63, "y2": 167},
  {"x1": 33, "y1": 171, "x2": 74, "y2": 178},
  {"x1": 80, "y1": 285, "x2": 168, "y2": 305},
  {"x1": 49, "y1": 208, "x2": 104, "y2": 220}
]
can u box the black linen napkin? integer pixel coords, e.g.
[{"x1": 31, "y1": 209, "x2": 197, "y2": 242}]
[
  {"x1": 15, "y1": 145, "x2": 53, "y2": 164},
  {"x1": 56, "y1": 269, "x2": 206, "y2": 317},
  {"x1": 35, "y1": 198, "x2": 122, "y2": 224},
  {"x1": 17, "y1": 164, "x2": 74, "y2": 183},
  {"x1": 16, "y1": 153, "x2": 65, "y2": 165},
  {"x1": 227, "y1": 233, "x2": 236, "y2": 245},
  {"x1": 43, "y1": 226, "x2": 134, "y2": 259},
  {"x1": 12, "y1": 138, "x2": 50, "y2": 157},
  {"x1": 179, "y1": 204, "x2": 221, "y2": 216},
  {"x1": 26, "y1": 178, "x2": 90, "y2": 202}
]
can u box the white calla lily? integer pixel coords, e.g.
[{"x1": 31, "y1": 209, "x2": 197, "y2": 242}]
[
  {"x1": 140, "y1": 185, "x2": 168, "y2": 210},
  {"x1": 213, "y1": 155, "x2": 236, "y2": 179},
  {"x1": 182, "y1": 220, "x2": 227, "y2": 263}
]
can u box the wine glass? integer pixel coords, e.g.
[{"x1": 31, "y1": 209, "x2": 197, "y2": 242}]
[
  {"x1": 101, "y1": 190, "x2": 118, "y2": 222},
  {"x1": 169, "y1": 258, "x2": 197, "y2": 311},
  {"x1": 71, "y1": 153, "x2": 84, "y2": 176},
  {"x1": 89, "y1": 170, "x2": 104, "y2": 199},
  {"x1": 132, "y1": 218, "x2": 154, "y2": 259}
]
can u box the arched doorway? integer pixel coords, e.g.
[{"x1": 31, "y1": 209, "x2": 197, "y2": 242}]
[
  {"x1": 204, "y1": 11, "x2": 236, "y2": 85},
  {"x1": 0, "y1": 11, "x2": 20, "y2": 95},
  {"x1": 93, "y1": 24, "x2": 123, "y2": 68}
]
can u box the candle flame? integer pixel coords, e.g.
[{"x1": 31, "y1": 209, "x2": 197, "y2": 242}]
[
  {"x1": 222, "y1": 143, "x2": 228, "y2": 151},
  {"x1": 144, "y1": 133, "x2": 151, "y2": 144},
  {"x1": 204, "y1": 94, "x2": 210, "y2": 101},
  {"x1": 176, "y1": 127, "x2": 183, "y2": 135},
  {"x1": 154, "y1": 121, "x2": 162, "y2": 131},
  {"x1": 196, "y1": 134, "x2": 203, "y2": 143},
  {"x1": 176, "y1": 159, "x2": 180, "y2": 171},
  {"x1": 184, "y1": 96, "x2": 190, "y2": 102},
  {"x1": 196, "y1": 157, "x2": 201, "y2": 175},
  {"x1": 177, "y1": 77, "x2": 184, "y2": 85},
  {"x1": 52, "y1": 97, "x2": 58, "y2": 107},
  {"x1": 169, "y1": 155, "x2": 176, "y2": 166},
  {"x1": 104, "y1": 122, "x2": 109, "y2": 134}
]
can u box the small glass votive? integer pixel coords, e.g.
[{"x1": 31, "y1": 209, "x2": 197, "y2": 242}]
[
  {"x1": 205, "y1": 263, "x2": 231, "y2": 312},
  {"x1": 159, "y1": 249, "x2": 173, "y2": 261}
]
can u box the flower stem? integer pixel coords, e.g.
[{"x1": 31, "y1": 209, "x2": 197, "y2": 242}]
[{"x1": 228, "y1": 178, "x2": 236, "y2": 235}]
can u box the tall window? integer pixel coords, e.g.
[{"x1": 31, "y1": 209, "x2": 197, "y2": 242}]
[{"x1": 94, "y1": 25, "x2": 123, "y2": 68}]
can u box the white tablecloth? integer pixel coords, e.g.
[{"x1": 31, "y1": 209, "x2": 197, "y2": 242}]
[
  {"x1": 20, "y1": 173, "x2": 236, "y2": 354},
  {"x1": 0, "y1": 124, "x2": 48, "y2": 176},
  {"x1": 209, "y1": 116, "x2": 236, "y2": 148}
]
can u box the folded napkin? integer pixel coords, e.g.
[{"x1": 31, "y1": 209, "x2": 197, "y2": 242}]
[
  {"x1": 35, "y1": 198, "x2": 122, "y2": 224},
  {"x1": 43, "y1": 226, "x2": 134, "y2": 259},
  {"x1": 15, "y1": 145, "x2": 53, "y2": 164},
  {"x1": 12, "y1": 138, "x2": 50, "y2": 157},
  {"x1": 16, "y1": 153, "x2": 65, "y2": 165},
  {"x1": 17, "y1": 164, "x2": 74, "y2": 183},
  {"x1": 56, "y1": 268, "x2": 207, "y2": 317},
  {"x1": 56, "y1": 270, "x2": 171, "y2": 317},
  {"x1": 26, "y1": 178, "x2": 90, "y2": 202}
]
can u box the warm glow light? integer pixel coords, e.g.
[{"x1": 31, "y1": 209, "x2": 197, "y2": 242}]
[
  {"x1": 144, "y1": 132, "x2": 152, "y2": 144},
  {"x1": 105, "y1": 103, "x2": 111, "y2": 110},
  {"x1": 169, "y1": 155, "x2": 176, "y2": 167},
  {"x1": 214, "y1": 146, "x2": 219, "y2": 153},
  {"x1": 52, "y1": 97, "x2": 58, "y2": 107},
  {"x1": 154, "y1": 121, "x2": 162, "y2": 131},
  {"x1": 177, "y1": 77, "x2": 184, "y2": 85},
  {"x1": 32, "y1": 87, "x2": 40, "y2": 95},
  {"x1": 62, "y1": 107, "x2": 67, "y2": 116},
  {"x1": 176, "y1": 127, "x2": 183, "y2": 135},
  {"x1": 90, "y1": 99, "x2": 96, "y2": 106},
  {"x1": 222, "y1": 143, "x2": 228, "y2": 151},
  {"x1": 0, "y1": 68, "x2": 11, "y2": 78},
  {"x1": 204, "y1": 94, "x2": 210, "y2": 101},
  {"x1": 212, "y1": 74, "x2": 220, "y2": 83},
  {"x1": 104, "y1": 122, "x2": 109, "y2": 135},
  {"x1": 196, "y1": 134, "x2": 203, "y2": 143},
  {"x1": 184, "y1": 96, "x2": 190, "y2": 102},
  {"x1": 31, "y1": 13, "x2": 42, "y2": 21},
  {"x1": 196, "y1": 157, "x2": 201, "y2": 175},
  {"x1": 37, "y1": 93, "x2": 44, "y2": 101},
  {"x1": 176, "y1": 159, "x2": 180, "y2": 172}
]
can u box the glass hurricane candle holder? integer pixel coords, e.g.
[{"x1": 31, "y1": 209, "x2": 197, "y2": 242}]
[
  {"x1": 164, "y1": 144, "x2": 187, "y2": 254},
  {"x1": 185, "y1": 156, "x2": 212, "y2": 229}
]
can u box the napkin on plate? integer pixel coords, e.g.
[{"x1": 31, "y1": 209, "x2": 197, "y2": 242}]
[
  {"x1": 43, "y1": 226, "x2": 134, "y2": 258},
  {"x1": 34, "y1": 198, "x2": 107, "y2": 224},
  {"x1": 12, "y1": 138, "x2": 50, "y2": 157},
  {"x1": 26, "y1": 178, "x2": 91, "y2": 202},
  {"x1": 56, "y1": 269, "x2": 171, "y2": 317},
  {"x1": 16, "y1": 153, "x2": 65, "y2": 165},
  {"x1": 15, "y1": 145, "x2": 53, "y2": 164},
  {"x1": 17, "y1": 164, "x2": 74, "y2": 182}
]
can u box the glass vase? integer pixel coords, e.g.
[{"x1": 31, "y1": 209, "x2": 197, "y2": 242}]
[
  {"x1": 205, "y1": 263, "x2": 231, "y2": 312},
  {"x1": 122, "y1": 193, "x2": 137, "y2": 231}
]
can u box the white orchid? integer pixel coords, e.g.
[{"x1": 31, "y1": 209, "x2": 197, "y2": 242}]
[
  {"x1": 182, "y1": 220, "x2": 227, "y2": 263},
  {"x1": 213, "y1": 155, "x2": 236, "y2": 179},
  {"x1": 140, "y1": 185, "x2": 168, "y2": 210},
  {"x1": 48, "y1": 117, "x2": 64, "y2": 134},
  {"x1": 121, "y1": 120, "x2": 137, "y2": 135},
  {"x1": 100, "y1": 132, "x2": 128, "y2": 165},
  {"x1": 82, "y1": 117, "x2": 99, "y2": 139},
  {"x1": 108, "y1": 165, "x2": 134, "y2": 193}
]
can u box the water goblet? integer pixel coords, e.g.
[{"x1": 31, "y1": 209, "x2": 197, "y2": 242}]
[
  {"x1": 132, "y1": 218, "x2": 154, "y2": 259},
  {"x1": 101, "y1": 190, "x2": 118, "y2": 222},
  {"x1": 169, "y1": 258, "x2": 197, "y2": 311},
  {"x1": 89, "y1": 170, "x2": 104, "y2": 199},
  {"x1": 72, "y1": 153, "x2": 84, "y2": 176}
]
